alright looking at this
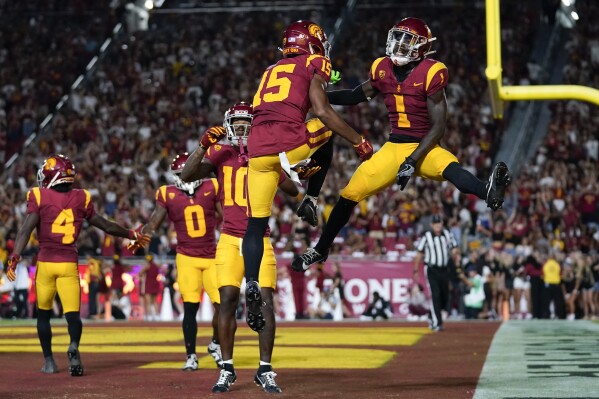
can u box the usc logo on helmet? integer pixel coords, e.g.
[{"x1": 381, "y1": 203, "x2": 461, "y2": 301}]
[
  {"x1": 308, "y1": 24, "x2": 324, "y2": 40},
  {"x1": 44, "y1": 157, "x2": 56, "y2": 170}
]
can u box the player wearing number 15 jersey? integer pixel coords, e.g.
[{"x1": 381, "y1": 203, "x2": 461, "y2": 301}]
[
  {"x1": 137, "y1": 153, "x2": 223, "y2": 371},
  {"x1": 181, "y1": 102, "x2": 299, "y2": 393},
  {"x1": 293, "y1": 17, "x2": 512, "y2": 272},
  {"x1": 7, "y1": 154, "x2": 150, "y2": 376},
  {"x1": 240, "y1": 19, "x2": 374, "y2": 333}
]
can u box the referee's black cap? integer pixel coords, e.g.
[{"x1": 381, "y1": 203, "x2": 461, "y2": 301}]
[{"x1": 431, "y1": 214, "x2": 442, "y2": 224}]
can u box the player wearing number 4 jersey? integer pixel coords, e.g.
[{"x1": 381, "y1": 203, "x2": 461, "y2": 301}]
[
  {"x1": 7, "y1": 154, "x2": 150, "y2": 376},
  {"x1": 181, "y1": 102, "x2": 300, "y2": 393},
  {"x1": 293, "y1": 17, "x2": 512, "y2": 272},
  {"x1": 135, "y1": 153, "x2": 223, "y2": 371},
  {"x1": 240, "y1": 19, "x2": 374, "y2": 333}
]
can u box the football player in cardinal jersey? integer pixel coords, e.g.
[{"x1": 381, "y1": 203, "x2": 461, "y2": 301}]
[
  {"x1": 133, "y1": 153, "x2": 223, "y2": 371},
  {"x1": 181, "y1": 102, "x2": 301, "y2": 393},
  {"x1": 293, "y1": 17, "x2": 512, "y2": 272},
  {"x1": 240, "y1": 19, "x2": 374, "y2": 334},
  {"x1": 7, "y1": 154, "x2": 151, "y2": 376}
]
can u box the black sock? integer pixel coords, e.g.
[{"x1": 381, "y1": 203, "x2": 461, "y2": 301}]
[
  {"x1": 183, "y1": 302, "x2": 199, "y2": 355},
  {"x1": 306, "y1": 137, "x2": 334, "y2": 197},
  {"x1": 223, "y1": 362, "x2": 235, "y2": 373},
  {"x1": 65, "y1": 312, "x2": 82, "y2": 347},
  {"x1": 442, "y1": 162, "x2": 486, "y2": 199},
  {"x1": 212, "y1": 336, "x2": 219, "y2": 345},
  {"x1": 242, "y1": 217, "x2": 269, "y2": 281},
  {"x1": 258, "y1": 364, "x2": 273, "y2": 373},
  {"x1": 315, "y1": 196, "x2": 357, "y2": 253},
  {"x1": 37, "y1": 309, "x2": 53, "y2": 358}
]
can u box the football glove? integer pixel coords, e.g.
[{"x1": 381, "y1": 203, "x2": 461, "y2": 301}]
[
  {"x1": 330, "y1": 70, "x2": 341, "y2": 85},
  {"x1": 199, "y1": 126, "x2": 226, "y2": 150},
  {"x1": 353, "y1": 137, "x2": 373, "y2": 161},
  {"x1": 396, "y1": 157, "x2": 417, "y2": 190},
  {"x1": 7, "y1": 253, "x2": 20, "y2": 282},
  {"x1": 291, "y1": 159, "x2": 321, "y2": 180},
  {"x1": 128, "y1": 225, "x2": 151, "y2": 251}
]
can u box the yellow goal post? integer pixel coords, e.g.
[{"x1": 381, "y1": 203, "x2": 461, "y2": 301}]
[{"x1": 485, "y1": 0, "x2": 599, "y2": 119}]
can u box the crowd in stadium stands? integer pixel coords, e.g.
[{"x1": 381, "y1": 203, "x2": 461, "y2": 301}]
[{"x1": 1, "y1": 2, "x2": 598, "y2": 321}]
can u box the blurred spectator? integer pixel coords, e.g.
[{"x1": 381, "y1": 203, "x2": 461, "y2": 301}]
[
  {"x1": 138, "y1": 254, "x2": 161, "y2": 321},
  {"x1": 331, "y1": 262, "x2": 351, "y2": 318},
  {"x1": 361, "y1": 292, "x2": 393, "y2": 320},
  {"x1": 542, "y1": 251, "x2": 566, "y2": 319},
  {"x1": 463, "y1": 266, "x2": 485, "y2": 319},
  {"x1": 86, "y1": 255, "x2": 102, "y2": 319},
  {"x1": 309, "y1": 285, "x2": 337, "y2": 320},
  {"x1": 13, "y1": 259, "x2": 30, "y2": 318},
  {"x1": 407, "y1": 283, "x2": 429, "y2": 321}
]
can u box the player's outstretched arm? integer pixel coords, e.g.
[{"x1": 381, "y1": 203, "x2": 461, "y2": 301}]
[
  {"x1": 309, "y1": 75, "x2": 373, "y2": 161},
  {"x1": 181, "y1": 126, "x2": 223, "y2": 182},
  {"x1": 140, "y1": 206, "x2": 168, "y2": 236},
  {"x1": 327, "y1": 80, "x2": 378, "y2": 105},
  {"x1": 88, "y1": 214, "x2": 150, "y2": 247}
]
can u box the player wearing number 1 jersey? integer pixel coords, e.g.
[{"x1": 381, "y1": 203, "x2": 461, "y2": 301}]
[
  {"x1": 293, "y1": 17, "x2": 512, "y2": 272},
  {"x1": 241, "y1": 19, "x2": 374, "y2": 333},
  {"x1": 181, "y1": 102, "x2": 299, "y2": 393},
  {"x1": 7, "y1": 154, "x2": 150, "y2": 376},
  {"x1": 137, "y1": 153, "x2": 223, "y2": 371}
]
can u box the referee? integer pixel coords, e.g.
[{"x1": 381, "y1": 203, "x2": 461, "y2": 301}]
[{"x1": 413, "y1": 215, "x2": 461, "y2": 331}]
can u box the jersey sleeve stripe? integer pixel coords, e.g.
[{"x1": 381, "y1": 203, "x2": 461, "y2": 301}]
[
  {"x1": 425, "y1": 62, "x2": 447, "y2": 91},
  {"x1": 305, "y1": 54, "x2": 322, "y2": 67},
  {"x1": 211, "y1": 178, "x2": 219, "y2": 195},
  {"x1": 84, "y1": 190, "x2": 91, "y2": 208},
  {"x1": 160, "y1": 186, "x2": 167, "y2": 203},
  {"x1": 370, "y1": 57, "x2": 386, "y2": 80},
  {"x1": 30, "y1": 187, "x2": 41, "y2": 206}
]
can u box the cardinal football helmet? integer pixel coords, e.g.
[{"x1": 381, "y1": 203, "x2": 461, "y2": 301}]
[
  {"x1": 224, "y1": 102, "x2": 253, "y2": 147},
  {"x1": 386, "y1": 17, "x2": 436, "y2": 66},
  {"x1": 282, "y1": 20, "x2": 331, "y2": 59},
  {"x1": 37, "y1": 154, "x2": 76, "y2": 188},
  {"x1": 170, "y1": 153, "x2": 201, "y2": 195}
]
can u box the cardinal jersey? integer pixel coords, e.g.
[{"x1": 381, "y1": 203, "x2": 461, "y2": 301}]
[
  {"x1": 155, "y1": 180, "x2": 219, "y2": 258},
  {"x1": 26, "y1": 187, "x2": 96, "y2": 263},
  {"x1": 249, "y1": 54, "x2": 332, "y2": 157},
  {"x1": 369, "y1": 57, "x2": 448, "y2": 141},
  {"x1": 206, "y1": 144, "x2": 284, "y2": 237}
]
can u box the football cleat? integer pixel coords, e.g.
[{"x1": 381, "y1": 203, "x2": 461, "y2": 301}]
[
  {"x1": 296, "y1": 197, "x2": 318, "y2": 227},
  {"x1": 41, "y1": 356, "x2": 58, "y2": 374},
  {"x1": 207, "y1": 342, "x2": 224, "y2": 368},
  {"x1": 255, "y1": 368, "x2": 282, "y2": 393},
  {"x1": 291, "y1": 248, "x2": 328, "y2": 272},
  {"x1": 485, "y1": 161, "x2": 511, "y2": 211},
  {"x1": 182, "y1": 354, "x2": 198, "y2": 371},
  {"x1": 67, "y1": 346, "x2": 84, "y2": 377},
  {"x1": 212, "y1": 368, "x2": 237, "y2": 393},
  {"x1": 245, "y1": 280, "x2": 265, "y2": 332}
]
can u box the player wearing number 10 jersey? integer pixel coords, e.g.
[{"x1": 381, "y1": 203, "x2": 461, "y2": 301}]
[
  {"x1": 138, "y1": 154, "x2": 223, "y2": 371},
  {"x1": 7, "y1": 154, "x2": 150, "y2": 376},
  {"x1": 181, "y1": 102, "x2": 299, "y2": 393},
  {"x1": 293, "y1": 17, "x2": 512, "y2": 272},
  {"x1": 241, "y1": 19, "x2": 374, "y2": 333}
]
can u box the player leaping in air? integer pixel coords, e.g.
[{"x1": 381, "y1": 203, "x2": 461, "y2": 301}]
[
  {"x1": 130, "y1": 153, "x2": 223, "y2": 371},
  {"x1": 181, "y1": 102, "x2": 306, "y2": 393},
  {"x1": 239, "y1": 19, "x2": 374, "y2": 332},
  {"x1": 293, "y1": 17, "x2": 512, "y2": 271},
  {"x1": 7, "y1": 154, "x2": 151, "y2": 376}
]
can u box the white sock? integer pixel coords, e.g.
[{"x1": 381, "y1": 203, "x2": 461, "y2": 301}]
[
  {"x1": 259, "y1": 361, "x2": 271, "y2": 367},
  {"x1": 222, "y1": 359, "x2": 233, "y2": 365}
]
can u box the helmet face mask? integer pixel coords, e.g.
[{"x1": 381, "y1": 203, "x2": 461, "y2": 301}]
[
  {"x1": 224, "y1": 102, "x2": 253, "y2": 147},
  {"x1": 37, "y1": 154, "x2": 76, "y2": 188},
  {"x1": 386, "y1": 18, "x2": 436, "y2": 66},
  {"x1": 170, "y1": 153, "x2": 200, "y2": 195}
]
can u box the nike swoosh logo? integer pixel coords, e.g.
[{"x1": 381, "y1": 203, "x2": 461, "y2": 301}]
[
  {"x1": 413, "y1": 82, "x2": 423, "y2": 86},
  {"x1": 204, "y1": 192, "x2": 211, "y2": 196}
]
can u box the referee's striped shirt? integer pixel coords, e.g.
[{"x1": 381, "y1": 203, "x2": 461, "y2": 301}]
[{"x1": 415, "y1": 229, "x2": 457, "y2": 267}]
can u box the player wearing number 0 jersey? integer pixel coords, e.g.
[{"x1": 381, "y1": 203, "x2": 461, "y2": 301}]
[
  {"x1": 240, "y1": 19, "x2": 374, "y2": 335},
  {"x1": 293, "y1": 17, "x2": 512, "y2": 272},
  {"x1": 137, "y1": 153, "x2": 223, "y2": 371},
  {"x1": 181, "y1": 102, "x2": 300, "y2": 393},
  {"x1": 7, "y1": 154, "x2": 150, "y2": 376}
]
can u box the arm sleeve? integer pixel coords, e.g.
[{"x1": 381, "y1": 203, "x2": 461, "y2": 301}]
[
  {"x1": 307, "y1": 55, "x2": 331, "y2": 83},
  {"x1": 83, "y1": 190, "x2": 96, "y2": 219},
  {"x1": 327, "y1": 85, "x2": 368, "y2": 105},
  {"x1": 415, "y1": 234, "x2": 427, "y2": 252}
]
